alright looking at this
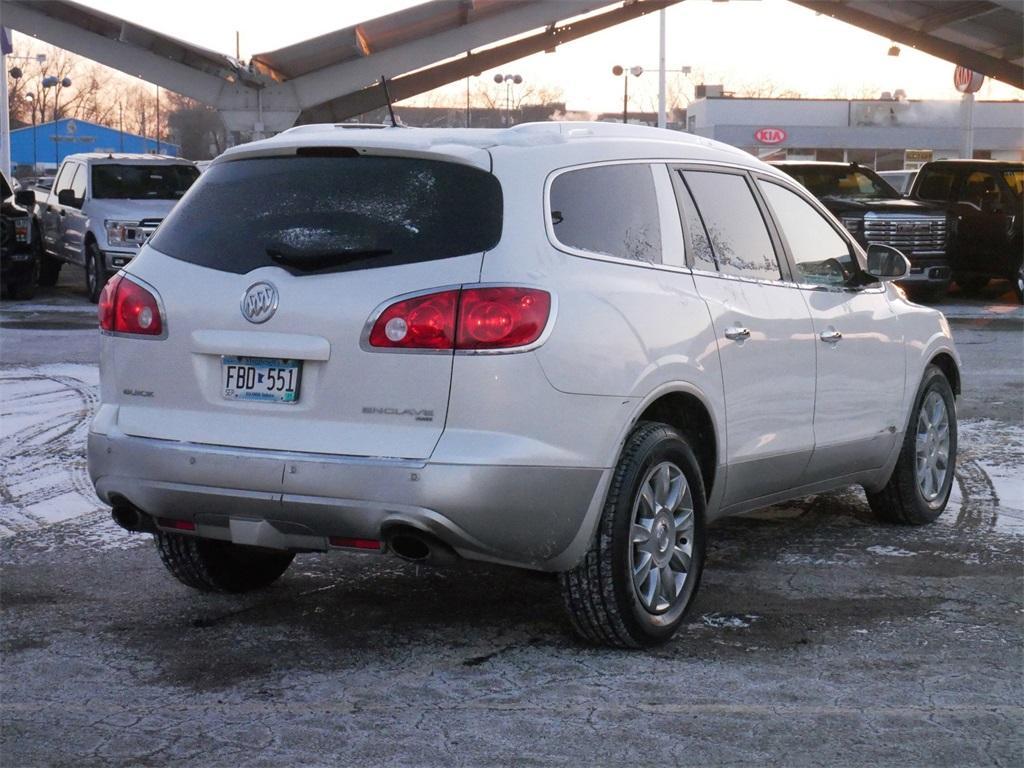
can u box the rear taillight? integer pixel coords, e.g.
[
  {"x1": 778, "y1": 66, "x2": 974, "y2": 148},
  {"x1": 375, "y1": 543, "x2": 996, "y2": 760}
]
[
  {"x1": 455, "y1": 287, "x2": 551, "y2": 350},
  {"x1": 98, "y1": 274, "x2": 164, "y2": 336},
  {"x1": 368, "y1": 290, "x2": 459, "y2": 350},
  {"x1": 368, "y1": 286, "x2": 551, "y2": 352}
]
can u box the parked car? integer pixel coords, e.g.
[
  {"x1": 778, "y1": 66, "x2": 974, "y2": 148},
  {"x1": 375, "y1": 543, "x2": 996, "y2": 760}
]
[
  {"x1": 907, "y1": 159, "x2": 1023, "y2": 302},
  {"x1": 34, "y1": 153, "x2": 200, "y2": 302},
  {"x1": 1, "y1": 169, "x2": 41, "y2": 300},
  {"x1": 773, "y1": 162, "x2": 951, "y2": 300},
  {"x1": 88, "y1": 123, "x2": 961, "y2": 648},
  {"x1": 879, "y1": 169, "x2": 918, "y2": 196}
]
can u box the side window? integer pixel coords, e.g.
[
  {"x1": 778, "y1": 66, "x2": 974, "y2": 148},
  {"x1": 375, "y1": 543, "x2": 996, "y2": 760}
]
[
  {"x1": 758, "y1": 180, "x2": 856, "y2": 287},
  {"x1": 68, "y1": 166, "x2": 87, "y2": 207},
  {"x1": 550, "y1": 164, "x2": 662, "y2": 264},
  {"x1": 682, "y1": 170, "x2": 781, "y2": 281},
  {"x1": 670, "y1": 172, "x2": 716, "y2": 271},
  {"x1": 961, "y1": 170, "x2": 1014, "y2": 212},
  {"x1": 52, "y1": 164, "x2": 74, "y2": 196}
]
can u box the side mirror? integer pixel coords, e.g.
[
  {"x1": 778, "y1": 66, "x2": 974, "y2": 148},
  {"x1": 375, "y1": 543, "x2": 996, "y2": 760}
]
[
  {"x1": 14, "y1": 189, "x2": 35, "y2": 208},
  {"x1": 865, "y1": 243, "x2": 910, "y2": 281},
  {"x1": 57, "y1": 188, "x2": 79, "y2": 208}
]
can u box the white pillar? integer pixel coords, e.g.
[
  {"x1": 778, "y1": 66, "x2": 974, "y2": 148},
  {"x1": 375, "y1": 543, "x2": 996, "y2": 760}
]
[
  {"x1": 960, "y1": 92, "x2": 975, "y2": 159},
  {"x1": 657, "y1": 10, "x2": 667, "y2": 129},
  {"x1": 1, "y1": 49, "x2": 11, "y2": 179}
]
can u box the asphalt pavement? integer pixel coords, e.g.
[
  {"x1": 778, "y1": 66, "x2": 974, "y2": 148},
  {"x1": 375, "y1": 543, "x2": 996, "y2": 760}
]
[{"x1": 1, "y1": 265, "x2": 1021, "y2": 767}]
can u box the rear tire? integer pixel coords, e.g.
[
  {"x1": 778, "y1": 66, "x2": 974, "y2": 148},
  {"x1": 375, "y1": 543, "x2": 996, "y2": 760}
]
[
  {"x1": 866, "y1": 365, "x2": 957, "y2": 525},
  {"x1": 1013, "y1": 262, "x2": 1023, "y2": 304},
  {"x1": 155, "y1": 531, "x2": 294, "y2": 593},
  {"x1": 559, "y1": 422, "x2": 706, "y2": 648},
  {"x1": 7, "y1": 259, "x2": 38, "y2": 300}
]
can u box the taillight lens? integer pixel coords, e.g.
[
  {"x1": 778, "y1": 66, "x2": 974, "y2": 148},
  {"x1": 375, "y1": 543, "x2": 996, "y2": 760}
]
[
  {"x1": 456, "y1": 287, "x2": 551, "y2": 350},
  {"x1": 368, "y1": 290, "x2": 459, "y2": 349},
  {"x1": 98, "y1": 275, "x2": 164, "y2": 336},
  {"x1": 368, "y1": 286, "x2": 551, "y2": 351}
]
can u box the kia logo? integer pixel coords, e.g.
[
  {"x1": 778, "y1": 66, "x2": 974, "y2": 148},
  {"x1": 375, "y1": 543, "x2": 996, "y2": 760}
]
[
  {"x1": 240, "y1": 282, "x2": 279, "y2": 324},
  {"x1": 754, "y1": 127, "x2": 787, "y2": 145}
]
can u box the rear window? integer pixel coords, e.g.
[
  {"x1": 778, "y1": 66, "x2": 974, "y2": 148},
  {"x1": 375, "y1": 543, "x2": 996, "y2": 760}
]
[
  {"x1": 149, "y1": 155, "x2": 503, "y2": 275},
  {"x1": 915, "y1": 168, "x2": 958, "y2": 202},
  {"x1": 92, "y1": 164, "x2": 199, "y2": 200}
]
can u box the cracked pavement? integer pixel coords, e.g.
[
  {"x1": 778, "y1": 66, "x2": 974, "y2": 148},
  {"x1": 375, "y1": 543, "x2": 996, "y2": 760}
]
[{"x1": 1, "y1": 275, "x2": 1022, "y2": 766}]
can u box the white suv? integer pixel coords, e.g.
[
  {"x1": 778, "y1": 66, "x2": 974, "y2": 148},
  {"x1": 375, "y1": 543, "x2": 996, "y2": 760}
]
[{"x1": 87, "y1": 123, "x2": 961, "y2": 647}]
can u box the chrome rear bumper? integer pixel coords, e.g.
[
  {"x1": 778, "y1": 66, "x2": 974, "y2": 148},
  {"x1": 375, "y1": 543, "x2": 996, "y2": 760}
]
[{"x1": 87, "y1": 430, "x2": 607, "y2": 571}]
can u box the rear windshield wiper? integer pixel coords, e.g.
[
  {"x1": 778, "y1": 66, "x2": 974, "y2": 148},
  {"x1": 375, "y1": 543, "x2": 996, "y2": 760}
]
[{"x1": 266, "y1": 245, "x2": 394, "y2": 272}]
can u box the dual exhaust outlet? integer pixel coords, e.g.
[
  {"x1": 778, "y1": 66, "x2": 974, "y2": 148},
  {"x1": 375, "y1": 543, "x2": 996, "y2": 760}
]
[{"x1": 110, "y1": 504, "x2": 458, "y2": 565}]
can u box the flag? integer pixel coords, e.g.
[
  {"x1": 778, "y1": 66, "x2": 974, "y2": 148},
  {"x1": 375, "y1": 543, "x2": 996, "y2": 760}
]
[{"x1": 0, "y1": 27, "x2": 12, "y2": 56}]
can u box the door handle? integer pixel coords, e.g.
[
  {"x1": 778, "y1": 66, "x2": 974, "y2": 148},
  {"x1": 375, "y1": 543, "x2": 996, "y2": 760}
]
[
  {"x1": 725, "y1": 326, "x2": 751, "y2": 341},
  {"x1": 819, "y1": 329, "x2": 842, "y2": 343}
]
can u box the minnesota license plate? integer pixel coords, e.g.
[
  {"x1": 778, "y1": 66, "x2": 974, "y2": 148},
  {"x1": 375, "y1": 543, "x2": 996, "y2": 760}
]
[{"x1": 222, "y1": 356, "x2": 301, "y2": 403}]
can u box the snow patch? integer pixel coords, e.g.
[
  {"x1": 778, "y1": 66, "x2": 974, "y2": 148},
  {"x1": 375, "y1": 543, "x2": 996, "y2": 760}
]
[
  {"x1": 702, "y1": 613, "x2": 760, "y2": 629},
  {"x1": 867, "y1": 545, "x2": 917, "y2": 558}
]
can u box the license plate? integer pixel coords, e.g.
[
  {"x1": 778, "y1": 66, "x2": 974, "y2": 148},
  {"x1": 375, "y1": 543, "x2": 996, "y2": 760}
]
[{"x1": 222, "y1": 356, "x2": 301, "y2": 403}]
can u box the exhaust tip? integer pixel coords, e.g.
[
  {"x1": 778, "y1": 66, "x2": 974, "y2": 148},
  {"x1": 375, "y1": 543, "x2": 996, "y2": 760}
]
[
  {"x1": 384, "y1": 526, "x2": 458, "y2": 566},
  {"x1": 110, "y1": 503, "x2": 155, "y2": 533}
]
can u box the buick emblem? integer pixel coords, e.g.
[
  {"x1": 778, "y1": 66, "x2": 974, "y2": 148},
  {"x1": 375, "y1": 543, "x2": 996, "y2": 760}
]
[{"x1": 241, "y1": 282, "x2": 279, "y2": 324}]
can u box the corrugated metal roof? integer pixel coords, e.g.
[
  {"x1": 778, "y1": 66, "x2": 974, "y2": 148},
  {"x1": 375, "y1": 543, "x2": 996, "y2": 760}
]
[{"x1": 794, "y1": 1, "x2": 1023, "y2": 89}]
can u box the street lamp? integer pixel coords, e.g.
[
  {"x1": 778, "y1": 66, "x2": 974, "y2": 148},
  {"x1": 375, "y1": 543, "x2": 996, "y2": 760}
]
[
  {"x1": 493, "y1": 73, "x2": 523, "y2": 128},
  {"x1": 24, "y1": 93, "x2": 37, "y2": 173},
  {"x1": 612, "y1": 65, "x2": 643, "y2": 124},
  {"x1": 41, "y1": 75, "x2": 72, "y2": 170}
]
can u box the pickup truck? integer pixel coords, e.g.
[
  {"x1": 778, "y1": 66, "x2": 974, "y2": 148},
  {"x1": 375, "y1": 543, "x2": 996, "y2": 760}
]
[
  {"x1": 907, "y1": 159, "x2": 1023, "y2": 303},
  {"x1": 35, "y1": 153, "x2": 199, "y2": 302},
  {"x1": 1, "y1": 169, "x2": 41, "y2": 299},
  {"x1": 773, "y1": 161, "x2": 951, "y2": 300}
]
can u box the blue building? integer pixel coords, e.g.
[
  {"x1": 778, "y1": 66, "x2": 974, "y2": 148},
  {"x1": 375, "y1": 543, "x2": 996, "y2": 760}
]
[{"x1": 10, "y1": 118, "x2": 179, "y2": 173}]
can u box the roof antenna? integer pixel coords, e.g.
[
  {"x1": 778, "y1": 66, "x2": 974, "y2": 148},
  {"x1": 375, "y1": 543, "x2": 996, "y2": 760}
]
[{"x1": 380, "y1": 75, "x2": 400, "y2": 127}]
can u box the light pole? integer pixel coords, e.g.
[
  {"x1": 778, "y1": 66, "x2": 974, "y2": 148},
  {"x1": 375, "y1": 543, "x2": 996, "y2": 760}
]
[
  {"x1": 42, "y1": 75, "x2": 72, "y2": 170},
  {"x1": 493, "y1": 73, "x2": 523, "y2": 128},
  {"x1": 612, "y1": 65, "x2": 643, "y2": 124},
  {"x1": 4, "y1": 54, "x2": 46, "y2": 177},
  {"x1": 24, "y1": 93, "x2": 37, "y2": 173}
]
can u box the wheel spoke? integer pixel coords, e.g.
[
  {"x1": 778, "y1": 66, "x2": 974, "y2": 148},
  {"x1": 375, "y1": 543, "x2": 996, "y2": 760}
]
[
  {"x1": 639, "y1": 482, "x2": 656, "y2": 516},
  {"x1": 654, "y1": 465, "x2": 671, "y2": 507},
  {"x1": 673, "y1": 507, "x2": 693, "y2": 531},
  {"x1": 633, "y1": 551, "x2": 653, "y2": 589},
  {"x1": 670, "y1": 546, "x2": 691, "y2": 573},
  {"x1": 658, "y1": 564, "x2": 677, "y2": 603}
]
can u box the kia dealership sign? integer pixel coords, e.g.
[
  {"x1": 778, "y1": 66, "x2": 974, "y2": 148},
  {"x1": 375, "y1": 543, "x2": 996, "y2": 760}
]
[
  {"x1": 754, "y1": 127, "x2": 787, "y2": 145},
  {"x1": 953, "y1": 66, "x2": 984, "y2": 94}
]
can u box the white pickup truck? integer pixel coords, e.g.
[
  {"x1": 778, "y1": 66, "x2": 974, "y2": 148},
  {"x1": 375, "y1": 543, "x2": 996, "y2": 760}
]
[{"x1": 36, "y1": 153, "x2": 199, "y2": 301}]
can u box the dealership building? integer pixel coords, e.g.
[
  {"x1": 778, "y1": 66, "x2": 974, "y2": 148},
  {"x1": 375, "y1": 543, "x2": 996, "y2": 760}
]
[
  {"x1": 685, "y1": 96, "x2": 1024, "y2": 169},
  {"x1": 9, "y1": 118, "x2": 178, "y2": 174}
]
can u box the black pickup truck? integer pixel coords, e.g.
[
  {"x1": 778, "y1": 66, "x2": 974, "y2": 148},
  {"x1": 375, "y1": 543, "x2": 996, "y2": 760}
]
[
  {"x1": 1, "y1": 171, "x2": 40, "y2": 300},
  {"x1": 773, "y1": 162, "x2": 951, "y2": 300},
  {"x1": 907, "y1": 160, "x2": 1023, "y2": 303}
]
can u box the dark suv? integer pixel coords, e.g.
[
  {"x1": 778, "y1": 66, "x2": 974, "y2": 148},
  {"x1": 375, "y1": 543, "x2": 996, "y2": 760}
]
[
  {"x1": 907, "y1": 160, "x2": 1023, "y2": 303},
  {"x1": 774, "y1": 162, "x2": 950, "y2": 300},
  {"x1": 1, "y1": 171, "x2": 40, "y2": 300}
]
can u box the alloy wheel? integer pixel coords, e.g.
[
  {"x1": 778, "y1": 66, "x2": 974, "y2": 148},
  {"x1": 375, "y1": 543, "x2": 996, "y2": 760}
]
[
  {"x1": 629, "y1": 461, "x2": 695, "y2": 614},
  {"x1": 915, "y1": 390, "x2": 951, "y2": 502}
]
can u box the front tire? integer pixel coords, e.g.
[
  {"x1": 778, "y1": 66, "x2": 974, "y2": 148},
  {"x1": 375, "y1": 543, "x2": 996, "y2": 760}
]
[
  {"x1": 866, "y1": 365, "x2": 957, "y2": 525},
  {"x1": 155, "y1": 531, "x2": 295, "y2": 593},
  {"x1": 560, "y1": 422, "x2": 706, "y2": 648},
  {"x1": 84, "y1": 242, "x2": 105, "y2": 303}
]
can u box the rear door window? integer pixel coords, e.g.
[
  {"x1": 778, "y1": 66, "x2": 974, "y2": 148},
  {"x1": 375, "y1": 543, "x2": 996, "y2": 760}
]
[
  {"x1": 549, "y1": 164, "x2": 662, "y2": 264},
  {"x1": 915, "y1": 168, "x2": 959, "y2": 202},
  {"x1": 680, "y1": 170, "x2": 782, "y2": 282},
  {"x1": 149, "y1": 155, "x2": 503, "y2": 275}
]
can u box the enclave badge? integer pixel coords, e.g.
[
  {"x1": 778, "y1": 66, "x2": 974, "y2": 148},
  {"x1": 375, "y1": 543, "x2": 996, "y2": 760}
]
[{"x1": 241, "y1": 282, "x2": 279, "y2": 324}]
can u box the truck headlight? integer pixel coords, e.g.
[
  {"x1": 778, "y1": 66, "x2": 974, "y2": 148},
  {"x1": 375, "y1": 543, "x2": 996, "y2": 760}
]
[
  {"x1": 105, "y1": 220, "x2": 142, "y2": 246},
  {"x1": 841, "y1": 217, "x2": 862, "y2": 234}
]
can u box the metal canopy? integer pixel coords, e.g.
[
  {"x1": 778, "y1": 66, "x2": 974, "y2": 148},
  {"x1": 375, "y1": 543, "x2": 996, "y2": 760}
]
[{"x1": 794, "y1": 0, "x2": 1024, "y2": 89}]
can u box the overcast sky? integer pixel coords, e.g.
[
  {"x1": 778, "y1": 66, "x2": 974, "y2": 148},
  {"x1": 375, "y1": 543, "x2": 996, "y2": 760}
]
[{"x1": 18, "y1": 0, "x2": 1024, "y2": 110}]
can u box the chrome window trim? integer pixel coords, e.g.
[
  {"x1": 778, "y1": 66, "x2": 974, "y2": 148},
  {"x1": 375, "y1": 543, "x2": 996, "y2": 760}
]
[{"x1": 359, "y1": 282, "x2": 559, "y2": 356}]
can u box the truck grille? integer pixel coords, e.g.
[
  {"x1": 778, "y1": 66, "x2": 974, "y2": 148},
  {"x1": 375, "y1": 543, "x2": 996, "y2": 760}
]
[
  {"x1": 137, "y1": 218, "x2": 163, "y2": 243},
  {"x1": 863, "y1": 213, "x2": 946, "y2": 254}
]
